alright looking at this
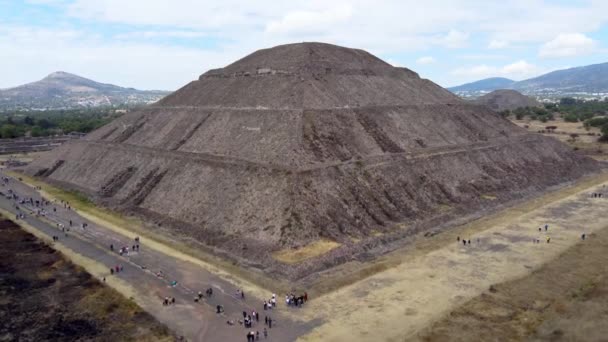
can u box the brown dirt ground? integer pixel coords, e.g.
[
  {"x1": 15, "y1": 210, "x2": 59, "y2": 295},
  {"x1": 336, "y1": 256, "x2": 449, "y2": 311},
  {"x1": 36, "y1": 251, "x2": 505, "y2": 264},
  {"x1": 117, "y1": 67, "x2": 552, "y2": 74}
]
[
  {"x1": 419, "y1": 224, "x2": 608, "y2": 342},
  {"x1": 0, "y1": 218, "x2": 175, "y2": 342}
]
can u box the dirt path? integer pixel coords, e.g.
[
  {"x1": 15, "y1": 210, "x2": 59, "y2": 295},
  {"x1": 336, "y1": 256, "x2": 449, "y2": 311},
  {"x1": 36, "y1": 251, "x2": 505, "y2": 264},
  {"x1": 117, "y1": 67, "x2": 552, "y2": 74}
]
[
  {"x1": 0, "y1": 174, "x2": 314, "y2": 341},
  {"x1": 298, "y1": 174, "x2": 608, "y2": 341}
]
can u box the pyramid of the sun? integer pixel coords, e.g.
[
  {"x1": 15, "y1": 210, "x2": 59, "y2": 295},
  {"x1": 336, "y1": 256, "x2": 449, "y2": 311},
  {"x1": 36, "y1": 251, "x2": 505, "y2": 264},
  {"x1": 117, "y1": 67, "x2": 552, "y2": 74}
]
[{"x1": 27, "y1": 42, "x2": 600, "y2": 281}]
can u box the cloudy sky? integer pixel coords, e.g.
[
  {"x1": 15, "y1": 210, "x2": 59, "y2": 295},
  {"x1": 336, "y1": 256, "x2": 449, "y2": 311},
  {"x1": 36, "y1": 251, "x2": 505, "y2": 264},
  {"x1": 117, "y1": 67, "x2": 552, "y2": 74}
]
[{"x1": 1, "y1": 0, "x2": 608, "y2": 90}]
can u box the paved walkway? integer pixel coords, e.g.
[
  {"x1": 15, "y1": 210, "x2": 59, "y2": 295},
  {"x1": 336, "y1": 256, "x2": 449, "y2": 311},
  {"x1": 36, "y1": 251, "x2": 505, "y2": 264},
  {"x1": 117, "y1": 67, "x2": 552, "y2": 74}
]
[{"x1": 0, "y1": 172, "x2": 314, "y2": 341}]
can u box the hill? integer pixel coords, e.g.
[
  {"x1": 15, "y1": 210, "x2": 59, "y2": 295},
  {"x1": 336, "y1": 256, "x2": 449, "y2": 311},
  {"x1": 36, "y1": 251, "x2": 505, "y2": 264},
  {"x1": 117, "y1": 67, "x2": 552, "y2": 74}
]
[
  {"x1": 0, "y1": 72, "x2": 169, "y2": 110},
  {"x1": 474, "y1": 89, "x2": 541, "y2": 111},
  {"x1": 25, "y1": 42, "x2": 600, "y2": 283},
  {"x1": 448, "y1": 77, "x2": 515, "y2": 93},
  {"x1": 449, "y1": 62, "x2": 608, "y2": 98},
  {"x1": 513, "y1": 62, "x2": 608, "y2": 93}
]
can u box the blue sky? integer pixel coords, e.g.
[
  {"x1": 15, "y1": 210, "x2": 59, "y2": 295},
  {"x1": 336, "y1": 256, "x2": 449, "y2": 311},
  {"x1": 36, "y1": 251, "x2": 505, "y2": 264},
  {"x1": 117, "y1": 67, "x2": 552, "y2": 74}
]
[{"x1": 1, "y1": 0, "x2": 607, "y2": 90}]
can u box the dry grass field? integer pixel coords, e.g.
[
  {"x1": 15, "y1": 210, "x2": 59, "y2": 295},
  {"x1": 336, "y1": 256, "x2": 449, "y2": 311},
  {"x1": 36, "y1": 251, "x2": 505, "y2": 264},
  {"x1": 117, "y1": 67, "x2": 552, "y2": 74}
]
[
  {"x1": 512, "y1": 118, "x2": 607, "y2": 161},
  {"x1": 420, "y1": 223, "x2": 608, "y2": 342}
]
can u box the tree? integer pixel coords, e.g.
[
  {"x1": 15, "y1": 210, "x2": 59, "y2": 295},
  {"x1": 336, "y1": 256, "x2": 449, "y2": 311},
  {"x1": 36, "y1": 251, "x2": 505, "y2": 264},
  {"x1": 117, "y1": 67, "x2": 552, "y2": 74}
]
[
  {"x1": 0, "y1": 124, "x2": 20, "y2": 139},
  {"x1": 24, "y1": 116, "x2": 35, "y2": 125},
  {"x1": 601, "y1": 123, "x2": 608, "y2": 142},
  {"x1": 560, "y1": 97, "x2": 577, "y2": 106},
  {"x1": 569, "y1": 133, "x2": 579, "y2": 142},
  {"x1": 30, "y1": 126, "x2": 48, "y2": 137},
  {"x1": 564, "y1": 113, "x2": 579, "y2": 123},
  {"x1": 36, "y1": 118, "x2": 53, "y2": 129}
]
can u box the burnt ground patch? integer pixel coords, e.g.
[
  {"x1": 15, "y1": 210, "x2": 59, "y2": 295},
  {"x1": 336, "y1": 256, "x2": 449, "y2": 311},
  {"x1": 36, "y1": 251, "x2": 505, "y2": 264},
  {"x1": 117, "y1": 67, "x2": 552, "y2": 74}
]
[{"x1": 0, "y1": 218, "x2": 174, "y2": 342}]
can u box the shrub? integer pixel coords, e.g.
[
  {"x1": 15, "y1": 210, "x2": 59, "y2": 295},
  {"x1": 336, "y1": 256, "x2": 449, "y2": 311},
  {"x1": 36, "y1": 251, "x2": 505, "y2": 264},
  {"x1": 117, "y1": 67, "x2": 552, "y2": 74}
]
[{"x1": 564, "y1": 114, "x2": 579, "y2": 123}]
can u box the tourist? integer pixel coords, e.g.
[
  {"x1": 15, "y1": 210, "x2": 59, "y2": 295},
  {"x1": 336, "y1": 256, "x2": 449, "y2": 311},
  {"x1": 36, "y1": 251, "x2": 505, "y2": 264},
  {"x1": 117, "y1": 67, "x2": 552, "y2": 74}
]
[
  {"x1": 263, "y1": 328, "x2": 268, "y2": 339},
  {"x1": 582, "y1": 233, "x2": 586, "y2": 240}
]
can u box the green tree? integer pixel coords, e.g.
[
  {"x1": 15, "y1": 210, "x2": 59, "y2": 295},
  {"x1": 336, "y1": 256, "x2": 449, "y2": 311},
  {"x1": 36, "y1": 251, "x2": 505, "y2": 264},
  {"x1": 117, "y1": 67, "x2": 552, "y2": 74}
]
[
  {"x1": 36, "y1": 118, "x2": 53, "y2": 129},
  {"x1": 560, "y1": 97, "x2": 577, "y2": 106},
  {"x1": 0, "y1": 124, "x2": 21, "y2": 138},
  {"x1": 23, "y1": 116, "x2": 35, "y2": 125},
  {"x1": 601, "y1": 123, "x2": 608, "y2": 142},
  {"x1": 564, "y1": 113, "x2": 579, "y2": 123},
  {"x1": 30, "y1": 126, "x2": 48, "y2": 137}
]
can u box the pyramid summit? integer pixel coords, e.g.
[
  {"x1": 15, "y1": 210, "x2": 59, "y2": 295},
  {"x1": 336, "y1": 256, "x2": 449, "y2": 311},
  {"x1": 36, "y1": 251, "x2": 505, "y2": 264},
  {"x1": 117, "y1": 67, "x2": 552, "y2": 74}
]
[
  {"x1": 159, "y1": 42, "x2": 459, "y2": 110},
  {"x1": 27, "y1": 42, "x2": 600, "y2": 284}
]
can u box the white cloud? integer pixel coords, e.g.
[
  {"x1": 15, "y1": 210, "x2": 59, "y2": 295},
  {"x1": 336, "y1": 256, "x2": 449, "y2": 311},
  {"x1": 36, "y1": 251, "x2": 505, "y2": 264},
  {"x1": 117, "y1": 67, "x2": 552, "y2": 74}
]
[
  {"x1": 488, "y1": 39, "x2": 508, "y2": 49},
  {"x1": 440, "y1": 30, "x2": 469, "y2": 48},
  {"x1": 115, "y1": 31, "x2": 209, "y2": 40},
  {"x1": 3, "y1": 0, "x2": 608, "y2": 88},
  {"x1": 539, "y1": 33, "x2": 596, "y2": 58},
  {"x1": 0, "y1": 25, "x2": 244, "y2": 90},
  {"x1": 458, "y1": 54, "x2": 507, "y2": 60},
  {"x1": 416, "y1": 56, "x2": 436, "y2": 64},
  {"x1": 265, "y1": 4, "x2": 353, "y2": 35},
  {"x1": 451, "y1": 60, "x2": 541, "y2": 80}
]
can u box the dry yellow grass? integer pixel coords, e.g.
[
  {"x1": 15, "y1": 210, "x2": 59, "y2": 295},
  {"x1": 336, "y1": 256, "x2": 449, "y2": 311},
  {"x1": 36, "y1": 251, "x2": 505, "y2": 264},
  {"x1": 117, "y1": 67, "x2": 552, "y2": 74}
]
[{"x1": 273, "y1": 239, "x2": 341, "y2": 264}]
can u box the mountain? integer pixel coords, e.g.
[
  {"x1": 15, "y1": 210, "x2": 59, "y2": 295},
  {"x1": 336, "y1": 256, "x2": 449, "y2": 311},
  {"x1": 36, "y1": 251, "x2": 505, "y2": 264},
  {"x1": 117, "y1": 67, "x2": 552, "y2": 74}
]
[
  {"x1": 513, "y1": 62, "x2": 608, "y2": 93},
  {"x1": 27, "y1": 42, "x2": 600, "y2": 283},
  {"x1": 0, "y1": 71, "x2": 169, "y2": 110},
  {"x1": 448, "y1": 77, "x2": 515, "y2": 93},
  {"x1": 474, "y1": 89, "x2": 541, "y2": 111},
  {"x1": 449, "y1": 62, "x2": 608, "y2": 99}
]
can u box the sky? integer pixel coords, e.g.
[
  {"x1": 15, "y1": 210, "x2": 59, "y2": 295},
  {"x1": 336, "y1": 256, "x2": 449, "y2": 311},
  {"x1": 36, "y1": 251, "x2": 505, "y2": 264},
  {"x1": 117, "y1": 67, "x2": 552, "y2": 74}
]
[{"x1": 1, "y1": 0, "x2": 608, "y2": 90}]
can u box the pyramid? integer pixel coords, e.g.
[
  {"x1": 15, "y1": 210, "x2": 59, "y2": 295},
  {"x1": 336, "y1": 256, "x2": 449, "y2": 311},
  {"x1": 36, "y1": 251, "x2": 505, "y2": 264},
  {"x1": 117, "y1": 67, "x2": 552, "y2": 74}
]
[{"x1": 27, "y1": 43, "x2": 600, "y2": 282}]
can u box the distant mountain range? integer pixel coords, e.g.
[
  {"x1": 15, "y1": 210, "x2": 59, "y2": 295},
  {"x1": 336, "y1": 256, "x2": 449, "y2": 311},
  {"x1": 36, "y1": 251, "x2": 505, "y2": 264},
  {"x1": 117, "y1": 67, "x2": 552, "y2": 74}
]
[
  {"x1": 449, "y1": 62, "x2": 608, "y2": 99},
  {"x1": 448, "y1": 77, "x2": 515, "y2": 93},
  {"x1": 0, "y1": 72, "x2": 170, "y2": 111}
]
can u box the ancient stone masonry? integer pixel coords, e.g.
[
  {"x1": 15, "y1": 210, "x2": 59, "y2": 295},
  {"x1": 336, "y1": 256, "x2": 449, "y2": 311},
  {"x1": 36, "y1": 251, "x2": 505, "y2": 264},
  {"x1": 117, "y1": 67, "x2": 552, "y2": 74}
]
[
  {"x1": 98, "y1": 166, "x2": 137, "y2": 198},
  {"x1": 34, "y1": 160, "x2": 64, "y2": 178},
  {"x1": 26, "y1": 42, "x2": 603, "y2": 282}
]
